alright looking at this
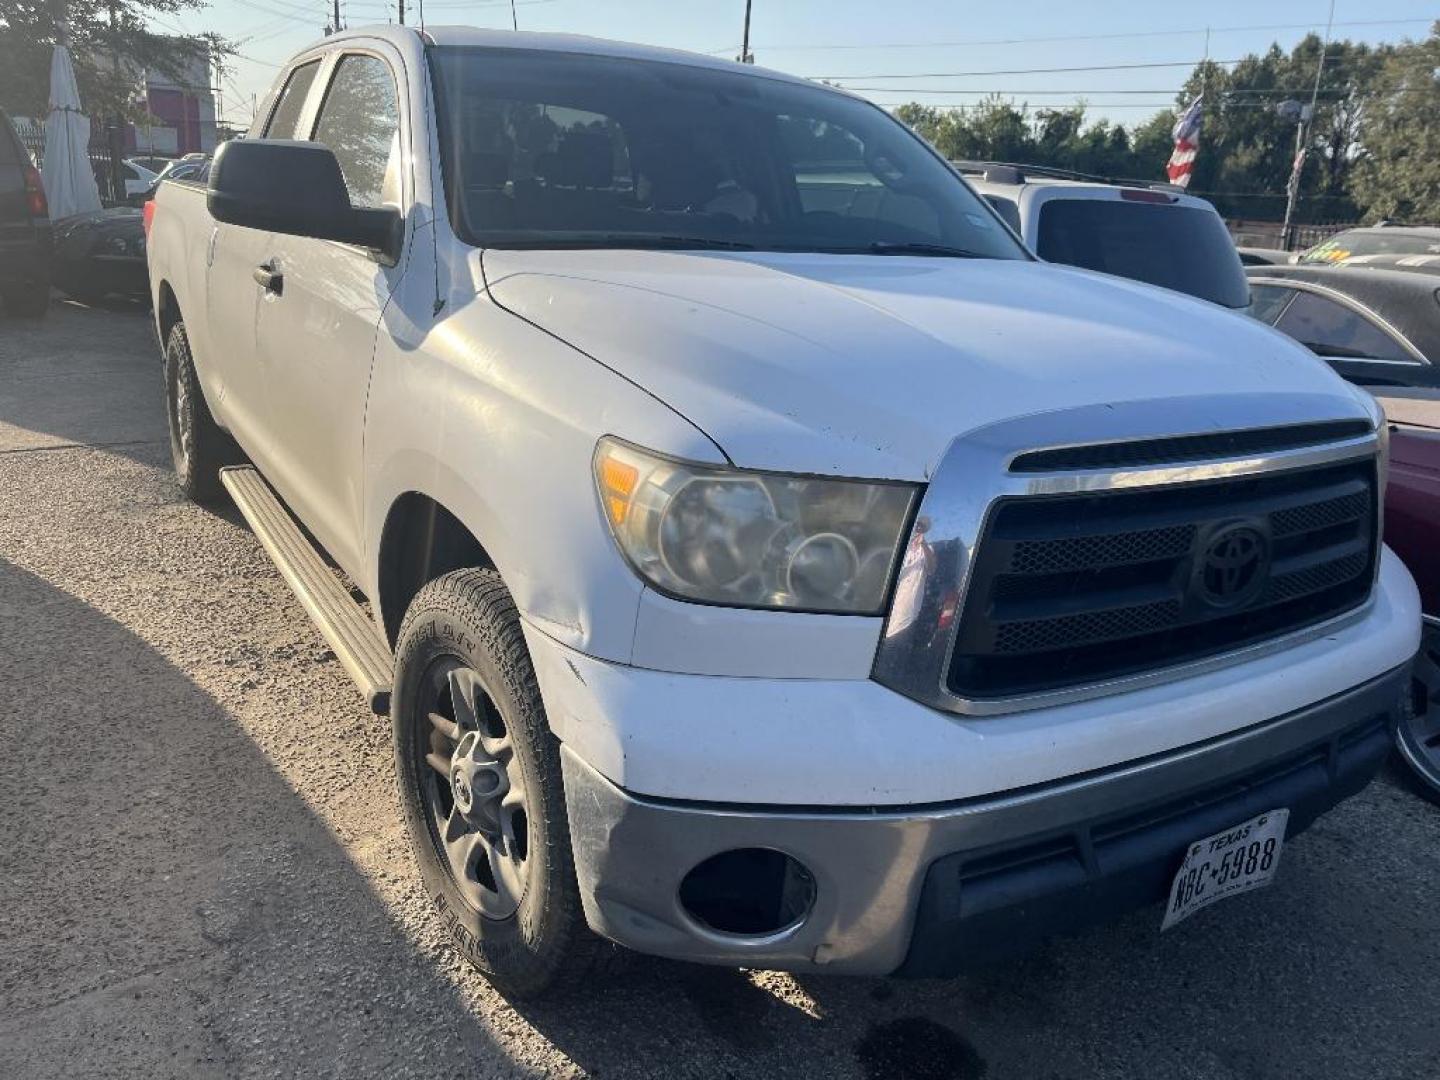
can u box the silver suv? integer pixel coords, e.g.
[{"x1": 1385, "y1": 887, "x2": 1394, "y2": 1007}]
[{"x1": 956, "y1": 161, "x2": 1249, "y2": 308}]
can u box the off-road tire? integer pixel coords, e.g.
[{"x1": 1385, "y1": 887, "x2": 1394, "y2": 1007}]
[
  {"x1": 3, "y1": 281, "x2": 50, "y2": 318},
  {"x1": 163, "y1": 321, "x2": 240, "y2": 504},
  {"x1": 393, "y1": 568, "x2": 613, "y2": 998}
]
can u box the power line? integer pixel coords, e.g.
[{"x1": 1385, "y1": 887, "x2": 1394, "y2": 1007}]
[
  {"x1": 232, "y1": 50, "x2": 284, "y2": 68},
  {"x1": 818, "y1": 59, "x2": 1249, "y2": 80},
  {"x1": 838, "y1": 85, "x2": 1386, "y2": 96},
  {"x1": 843, "y1": 85, "x2": 1428, "y2": 100},
  {"x1": 749, "y1": 17, "x2": 1437, "y2": 52},
  {"x1": 226, "y1": 0, "x2": 318, "y2": 27},
  {"x1": 815, "y1": 52, "x2": 1387, "y2": 81}
]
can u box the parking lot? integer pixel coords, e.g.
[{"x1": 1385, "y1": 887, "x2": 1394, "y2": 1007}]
[{"x1": 1, "y1": 300, "x2": 1438, "y2": 1080}]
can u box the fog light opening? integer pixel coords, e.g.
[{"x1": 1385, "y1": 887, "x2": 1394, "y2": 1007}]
[{"x1": 678, "y1": 848, "x2": 816, "y2": 937}]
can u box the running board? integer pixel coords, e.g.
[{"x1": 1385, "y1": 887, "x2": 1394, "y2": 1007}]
[{"x1": 220, "y1": 466, "x2": 393, "y2": 715}]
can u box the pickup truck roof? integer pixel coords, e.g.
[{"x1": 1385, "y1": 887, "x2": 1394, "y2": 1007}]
[{"x1": 331, "y1": 24, "x2": 817, "y2": 89}]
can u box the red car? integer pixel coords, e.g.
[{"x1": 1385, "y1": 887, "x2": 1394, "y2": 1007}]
[
  {"x1": 1377, "y1": 391, "x2": 1440, "y2": 802},
  {"x1": 1244, "y1": 265, "x2": 1440, "y2": 802}
]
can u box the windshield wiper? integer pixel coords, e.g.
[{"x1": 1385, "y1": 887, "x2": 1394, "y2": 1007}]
[{"x1": 863, "y1": 241, "x2": 988, "y2": 259}]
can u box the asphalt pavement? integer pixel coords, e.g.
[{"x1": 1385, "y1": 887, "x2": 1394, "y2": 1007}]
[{"x1": 2, "y1": 299, "x2": 1439, "y2": 1080}]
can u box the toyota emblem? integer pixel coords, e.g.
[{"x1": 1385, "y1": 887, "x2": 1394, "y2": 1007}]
[{"x1": 1196, "y1": 523, "x2": 1269, "y2": 609}]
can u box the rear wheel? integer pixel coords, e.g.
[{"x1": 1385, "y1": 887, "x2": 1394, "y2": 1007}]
[
  {"x1": 1395, "y1": 620, "x2": 1440, "y2": 807},
  {"x1": 393, "y1": 568, "x2": 611, "y2": 999},
  {"x1": 3, "y1": 281, "x2": 50, "y2": 318},
  {"x1": 163, "y1": 321, "x2": 240, "y2": 504}
]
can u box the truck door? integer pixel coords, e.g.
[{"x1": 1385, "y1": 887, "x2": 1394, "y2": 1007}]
[
  {"x1": 203, "y1": 58, "x2": 322, "y2": 458},
  {"x1": 251, "y1": 47, "x2": 408, "y2": 577}
]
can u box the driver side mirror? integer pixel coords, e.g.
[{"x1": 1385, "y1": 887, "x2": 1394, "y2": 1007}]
[{"x1": 208, "y1": 139, "x2": 401, "y2": 261}]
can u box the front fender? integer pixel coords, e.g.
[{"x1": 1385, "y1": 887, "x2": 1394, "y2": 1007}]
[{"x1": 362, "y1": 287, "x2": 722, "y2": 662}]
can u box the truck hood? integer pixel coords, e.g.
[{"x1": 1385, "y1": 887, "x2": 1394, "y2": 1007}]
[{"x1": 482, "y1": 248, "x2": 1370, "y2": 479}]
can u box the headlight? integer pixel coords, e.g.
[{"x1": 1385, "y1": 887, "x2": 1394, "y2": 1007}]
[{"x1": 595, "y1": 437, "x2": 919, "y2": 614}]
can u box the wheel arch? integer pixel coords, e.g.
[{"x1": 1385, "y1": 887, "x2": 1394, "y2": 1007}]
[
  {"x1": 155, "y1": 280, "x2": 183, "y2": 349},
  {"x1": 377, "y1": 491, "x2": 498, "y2": 647}
]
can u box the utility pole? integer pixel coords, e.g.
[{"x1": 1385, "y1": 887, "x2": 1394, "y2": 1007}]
[
  {"x1": 398, "y1": 0, "x2": 404, "y2": 25},
  {"x1": 739, "y1": 0, "x2": 754, "y2": 63},
  {"x1": 510, "y1": 0, "x2": 517, "y2": 31},
  {"x1": 333, "y1": 0, "x2": 342, "y2": 33},
  {"x1": 1280, "y1": 0, "x2": 1335, "y2": 250}
]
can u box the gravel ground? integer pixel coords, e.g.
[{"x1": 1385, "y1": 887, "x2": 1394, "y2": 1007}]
[{"x1": 2, "y1": 301, "x2": 1439, "y2": 1080}]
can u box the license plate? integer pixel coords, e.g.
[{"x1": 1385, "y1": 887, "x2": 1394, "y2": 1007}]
[{"x1": 1162, "y1": 808, "x2": 1289, "y2": 931}]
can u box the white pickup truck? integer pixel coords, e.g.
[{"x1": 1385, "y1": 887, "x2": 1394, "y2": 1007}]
[{"x1": 146, "y1": 26, "x2": 1420, "y2": 998}]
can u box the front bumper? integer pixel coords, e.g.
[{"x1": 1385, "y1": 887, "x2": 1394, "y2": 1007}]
[{"x1": 563, "y1": 664, "x2": 1407, "y2": 976}]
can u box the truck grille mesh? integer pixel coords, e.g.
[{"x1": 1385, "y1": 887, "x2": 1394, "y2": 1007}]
[{"x1": 948, "y1": 459, "x2": 1377, "y2": 699}]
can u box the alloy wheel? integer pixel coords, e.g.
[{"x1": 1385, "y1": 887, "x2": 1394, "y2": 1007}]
[{"x1": 415, "y1": 658, "x2": 531, "y2": 919}]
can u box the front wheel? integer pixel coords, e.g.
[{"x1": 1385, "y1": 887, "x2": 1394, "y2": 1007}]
[{"x1": 392, "y1": 568, "x2": 611, "y2": 998}]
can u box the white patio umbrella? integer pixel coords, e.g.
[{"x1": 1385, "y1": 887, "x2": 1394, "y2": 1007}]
[{"x1": 41, "y1": 43, "x2": 103, "y2": 220}]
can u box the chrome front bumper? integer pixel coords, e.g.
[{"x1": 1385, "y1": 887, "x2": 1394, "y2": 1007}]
[{"x1": 562, "y1": 664, "x2": 1407, "y2": 976}]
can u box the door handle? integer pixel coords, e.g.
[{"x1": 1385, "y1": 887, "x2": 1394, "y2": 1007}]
[{"x1": 253, "y1": 262, "x2": 284, "y2": 295}]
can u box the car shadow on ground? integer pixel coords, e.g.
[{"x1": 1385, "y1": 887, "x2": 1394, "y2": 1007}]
[{"x1": 0, "y1": 557, "x2": 511, "y2": 1078}]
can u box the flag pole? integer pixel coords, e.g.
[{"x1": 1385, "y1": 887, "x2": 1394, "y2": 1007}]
[{"x1": 1281, "y1": 0, "x2": 1335, "y2": 250}]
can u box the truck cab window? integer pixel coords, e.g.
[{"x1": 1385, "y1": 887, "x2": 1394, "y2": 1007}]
[
  {"x1": 311, "y1": 55, "x2": 401, "y2": 209},
  {"x1": 263, "y1": 61, "x2": 321, "y2": 140}
]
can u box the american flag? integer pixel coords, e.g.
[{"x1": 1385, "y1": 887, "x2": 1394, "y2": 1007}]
[{"x1": 1166, "y1": 97, "x2": 1204, "y2": 188}]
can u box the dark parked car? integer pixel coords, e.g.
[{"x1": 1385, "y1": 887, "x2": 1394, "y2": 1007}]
[
  {"x1": 0, "y1": 107, "x2": 52, "y2": 317},
  {"x1": 1236, "y1": 246, "x2": 1289, "y2": 267},
  {"x1": 1374, "y1": 391, "x2": 1440, "y2": 804},
  {"x1": 1245, "y1": 265, "x2": 1440, "y2": 389},
  {"x1": 1323, "y1": 251, "x2": 1440, "y2": 276},
  {"x1": 1298, "y1": 225, "x2": 1440, "y2": 266},
  {"x1": 51, "y1": 207, "x2": 148, "y2": 304},
  {"x1": 1244, "y1": 268, "x2": 1440, "y2": 799}
]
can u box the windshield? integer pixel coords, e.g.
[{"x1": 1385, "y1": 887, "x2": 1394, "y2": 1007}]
[
  {"x1": 1036, "y1": 198, "x2": 1250, "y2": 308},
  {"x1": 428, "y1": 47, "x2": 1026, "y2": 259},
  {"x1": 1299, "y1": 230, "x2": 1440, "y2": 264}
]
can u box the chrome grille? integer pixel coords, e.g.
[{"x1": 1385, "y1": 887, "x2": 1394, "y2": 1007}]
[{"x1": 947, "y1": 459, "x2": 1377, "y2": 700}]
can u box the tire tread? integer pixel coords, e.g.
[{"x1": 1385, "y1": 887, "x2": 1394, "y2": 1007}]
[{"x1": 395, "y1": 568, "x2": 618, "y2": 998}]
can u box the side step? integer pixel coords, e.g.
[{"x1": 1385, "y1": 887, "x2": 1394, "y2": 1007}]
[{"x1": 220, "y1": 466, "x2": 393, "y2": 715}]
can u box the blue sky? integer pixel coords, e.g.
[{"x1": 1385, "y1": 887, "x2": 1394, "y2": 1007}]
[{"x1": 163, "y1": 0, "x2": 1437, "y2": 130}]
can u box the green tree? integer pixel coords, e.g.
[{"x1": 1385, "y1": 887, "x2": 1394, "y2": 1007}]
[
  {"x1": 1170, "y1": 36, "x2": 1380, "y2": 219},
  {"x1": 1351, "y1": 23, "x2": 1440, "y2": 222},
  {"x1": 0, "y1": 0, "x2": 225, "y2": 121},
  {"x1": 891, "y1": 28, "x2": 1438, "y2": 226}
]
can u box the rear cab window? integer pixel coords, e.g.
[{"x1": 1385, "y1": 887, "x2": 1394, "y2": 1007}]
[
  {"x1": 263, "y1": 60, "x2": 323, "y2": 140},
  {"x1": 1036, "y1": 196, "x2": 1250, "y2": 308}
]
